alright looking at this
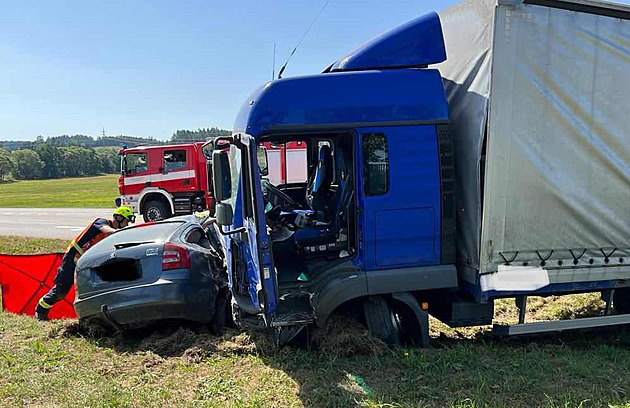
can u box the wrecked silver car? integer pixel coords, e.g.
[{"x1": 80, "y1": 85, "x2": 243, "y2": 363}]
[{"x1": 73, "y1": 216, "x2": 228, "y2": 330}]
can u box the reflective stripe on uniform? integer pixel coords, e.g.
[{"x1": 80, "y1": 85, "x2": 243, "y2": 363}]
[
  {"x1": 38, "y1": 298, "x2": 53, "y2": 309},
  {"x1": 71, "y1": 239, "x2": 85, "y2": 256}
]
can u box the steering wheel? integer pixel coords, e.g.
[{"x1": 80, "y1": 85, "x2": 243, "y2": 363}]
[{"x1": 261, "y1": 179, "x2": 300, "y2": 211}]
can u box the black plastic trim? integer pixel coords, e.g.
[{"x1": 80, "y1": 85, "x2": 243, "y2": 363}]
[
  {"x1": 367, "y1": 265, "x2": 458, "y2": 295},
  {"x1": 436, "y1": 124, "x2": 456, "y2": 264},
  {"x1": 267, "y1": 119, "x2": 449, "y2": 131},
  {"x1": 524, "y1": 0, "x2": 630, "y2": 20},
  {"x1": 313, "y1": 271, "x2": 369, "y2": 328}
]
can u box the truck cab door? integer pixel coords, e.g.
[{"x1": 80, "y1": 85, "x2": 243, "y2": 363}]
[
  {"x1": 213, "y1": 134, "x2": 278, "y2": 326},
  {"x1": 358, "y1": 126, "x2": 442, "y2": 269},
  {"x1": 162, "y1": 147, "x2": 195, "y2": 191}
]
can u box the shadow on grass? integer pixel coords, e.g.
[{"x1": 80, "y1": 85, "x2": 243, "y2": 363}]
[{"x1": 54, "y1": 315, "x2": 630, "y2": 408}]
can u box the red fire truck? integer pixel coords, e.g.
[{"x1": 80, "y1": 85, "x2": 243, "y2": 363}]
[{"x1": 117, "y1": 141, "x2": 307, "y2": 222}]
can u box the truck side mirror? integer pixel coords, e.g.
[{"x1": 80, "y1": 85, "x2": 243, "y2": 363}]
[
  {"x1": 215, "y1": 202, "x2": 234, "y2": 227},
  {"x1": 257, "y1": 146, "x2": 269, "y2": 177},
  {"x1": 202, "y1": 140, "x2": 214, "y2": 160},
  {"x1": 212, "y1": 150, "x2": 232, "y2": 202}
]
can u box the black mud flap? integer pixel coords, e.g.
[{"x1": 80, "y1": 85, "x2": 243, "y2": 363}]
[
  {"x1": 273, "y1": 325, "x2": 307, "y2": 347},
  {"x1": 271, "y1": 294, "x2": 316, "y2": 327}
]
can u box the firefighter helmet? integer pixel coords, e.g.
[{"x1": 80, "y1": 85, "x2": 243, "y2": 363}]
[{"x1": 113, "y1": 206, "x2": 136, "y2": 223}]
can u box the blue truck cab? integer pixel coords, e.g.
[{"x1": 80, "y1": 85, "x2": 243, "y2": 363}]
[{"x1": 211, "y1": 12, "x2": 461, "y2": 345}]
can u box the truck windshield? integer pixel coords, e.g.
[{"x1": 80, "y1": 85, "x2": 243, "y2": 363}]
[{"x1": 124, "y1": 153, "x2": 148, "y2": 175}]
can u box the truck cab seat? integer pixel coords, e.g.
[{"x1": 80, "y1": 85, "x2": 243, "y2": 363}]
[
  {"x1": 306, "y1": 144, "x2": 334, "y2": 222},
  {"x1": 294, "y1": 146, "x2": 352, "y2": 256}
]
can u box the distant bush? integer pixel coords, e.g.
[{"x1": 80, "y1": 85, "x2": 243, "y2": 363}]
[
  {"x1": 11, "y1": 150, "x2": 44, "y2": 180},
  {"x1": 9, "y1": 146, "x2": 121, "y2": 180},
  {"x1": 171, "y1": 128, "x2": 230, "y2": 143},
  {"x1": 0, "y1": 148, "x2": 14, "y2": 181}
]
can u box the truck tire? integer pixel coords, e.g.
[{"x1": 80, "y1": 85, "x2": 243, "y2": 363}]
[
  {"x1": 614, "y1": 288, "x2": 630, "y2": 314},
  {"x1": 143, "y1": 199, "x2": 171, "y2": 222},
  {"x1": 363, "y1": 296, "x2": 401, "y2": 346}
]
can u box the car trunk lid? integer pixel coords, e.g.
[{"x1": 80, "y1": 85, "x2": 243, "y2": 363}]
[{"x1": 75, "y1": 242, "x2": 167, "y2": 300}]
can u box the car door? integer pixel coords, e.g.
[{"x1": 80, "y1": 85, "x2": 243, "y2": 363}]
[
  {"x1": 181, "y1": 225, "x2": 218, "y2": 282},
  {"x1": 223, "y1": 134, "x2": 278, "y2": 324}
]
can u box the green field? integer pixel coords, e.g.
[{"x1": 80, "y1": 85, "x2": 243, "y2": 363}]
[
  {"x1": 0, "y1": 174, "x2": 119, "y2": 208},
  {"x1": 1, "y1": 237, "x2": 630, "y2": 407}
]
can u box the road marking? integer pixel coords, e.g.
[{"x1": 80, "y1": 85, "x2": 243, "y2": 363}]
[{"x1": 55, "y1": 226, "x2": 84, "y2": 231}]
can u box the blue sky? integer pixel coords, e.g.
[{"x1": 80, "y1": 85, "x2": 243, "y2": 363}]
[
  {"x1": 0, "y1": 0, "x2": 464, "y2": 140},
  {"x1": 3, "y1": 0, "x2": 628, "y2": 141}
]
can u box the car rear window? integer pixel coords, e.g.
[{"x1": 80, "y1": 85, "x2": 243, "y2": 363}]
[{"x1": 95, "y1": 222, "x2": 184, "y2": 248}]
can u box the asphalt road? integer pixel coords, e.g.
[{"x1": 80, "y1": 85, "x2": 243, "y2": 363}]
[{"x1": 0, "y1": 208, "x2": 125, "y2": 240}]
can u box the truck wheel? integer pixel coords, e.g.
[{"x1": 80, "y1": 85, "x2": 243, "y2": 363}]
[
  {"x1": 614, "y1": 288, "x2": 630, "y2": 314},
  {"x1": 143, "y1": 199, "x2": 170, "y2": 222},
  {"x1": 363, "y1": 296, "x2": 401, "y2": 346}
]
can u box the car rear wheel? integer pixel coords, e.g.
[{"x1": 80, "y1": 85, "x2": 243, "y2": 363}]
[{"x1": 143, "y1": 199, "x2": 171, "y2": 222}]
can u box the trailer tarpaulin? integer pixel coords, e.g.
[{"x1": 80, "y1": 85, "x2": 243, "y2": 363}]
[
  {"x1": 439, "y1": 0, "x2": 630, "y2": 288},
  {"x1": 0, "y1": 253, "x2": 77, "y2": 319},
  {"x1": 437, "y1": 0, "x2": 495, "y2": 277}
]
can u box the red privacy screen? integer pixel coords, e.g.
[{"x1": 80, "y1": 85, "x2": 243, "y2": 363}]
[{"x1": 0, "y1": 253, "x2": 77, "y2": 319}]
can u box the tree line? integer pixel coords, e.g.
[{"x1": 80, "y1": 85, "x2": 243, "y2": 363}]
[
  {"x1": 171, "y1": 128, "x2": 231, "y2": 143},
  {"x1": 0, "y1": 128, "x2": 231, "y2": 181},
  {"x1": 1, "y1": 128, "x2": 231, "y2": 152},
  {"x1": 1, "y1": 135, "x2": 163, "y2": 151},
  {"x1": 0, "y1": 146, "x2": 119, "y2": 181}
]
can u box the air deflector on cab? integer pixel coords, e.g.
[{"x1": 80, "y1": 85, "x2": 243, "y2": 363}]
[{"x1": 325, "y1": 12, "x2": 446, "y2": 72}]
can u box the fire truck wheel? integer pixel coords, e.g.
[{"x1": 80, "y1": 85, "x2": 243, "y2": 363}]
[{"x1": 143, "y1": 199, "x2": 171, "y2": 222}]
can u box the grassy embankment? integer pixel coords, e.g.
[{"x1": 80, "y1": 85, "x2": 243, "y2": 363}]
[
  {"x1": 0, "y1": 174, "x2": 119, "y2": 208},
  {"x1": 1, "y1": 236, "x2": 630, "y2": 408}
]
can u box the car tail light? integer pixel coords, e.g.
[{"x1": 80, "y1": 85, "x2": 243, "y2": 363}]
[{"x1": 162, "y1": 243, "x2": 191, "y2": 270}]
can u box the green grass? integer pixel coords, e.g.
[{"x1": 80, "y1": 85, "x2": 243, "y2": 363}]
[
  {"x1": 0, "y1": 174, "x2": 119, "y2": 208},
  {"x1": 1, "y1": 238, "x2": 630, "y2": 407},
  {"x1": 0, "y1": 236, "x2": 67, "y2": 254}
]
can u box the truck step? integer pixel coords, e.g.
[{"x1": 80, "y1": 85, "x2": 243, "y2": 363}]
[
  {"x1": 271, "y1": 295, "x2": 315, "y2": 327},
  {"x1": 493, "y1": 313, "x2": 630, "y2": 336},
  {"x1": 174, "y1": 198, "x2": 192, "y2": 214}
]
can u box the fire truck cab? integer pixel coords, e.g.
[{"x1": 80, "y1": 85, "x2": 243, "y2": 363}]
[
  {"x1": 118, "y1": 141, "x2": 307, "y2": 222},
  {"x1": 118, "y1": 142, "x2": 212, "y2": 222}
]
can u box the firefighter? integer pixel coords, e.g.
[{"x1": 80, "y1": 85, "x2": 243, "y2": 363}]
[{"x1": 35, "y1": 206, "x2": 136, "y2": 321}]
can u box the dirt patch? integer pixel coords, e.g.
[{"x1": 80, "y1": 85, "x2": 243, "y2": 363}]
[
  {"x1": 137, "y1": 327, "x2": 208, "y2": 357},
  {"x1": 140, "y1": 352, "x2": 166, "y2": 368},
  {"x1": 314, "y1": 315, "x2": 389, "y2": 357},
  {"x1": 49, "y1": 320, "x2": 111, "y2": 339},
  {"x1": 216, "y1": 332, "x2": 266, "y2": 355},
  {"x1": 52, "y1": 320, "x2": 270, "y2": 359},
  {"x1": 52, "y1": 315, "x2": 389, "y2": 361}
]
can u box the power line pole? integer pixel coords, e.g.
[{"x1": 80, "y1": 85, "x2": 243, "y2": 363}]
[{"x1": 272, "y1": 43, "x2": 276, "y2": 81}]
